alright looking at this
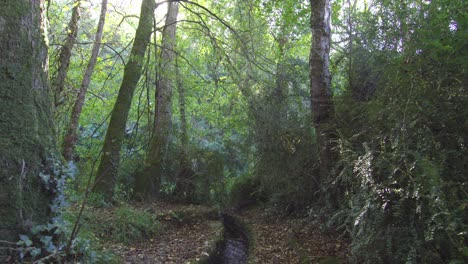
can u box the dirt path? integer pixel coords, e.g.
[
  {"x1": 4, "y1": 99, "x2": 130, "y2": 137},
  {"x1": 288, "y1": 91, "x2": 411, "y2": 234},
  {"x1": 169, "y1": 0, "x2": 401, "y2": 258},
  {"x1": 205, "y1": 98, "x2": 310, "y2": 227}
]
[
  {"x1": 120, "y1": 219, "x2": 221, "y2": 263},
  {"x1": 105, "y1": 203, "x2": 350, "y2": 263},
  {"x1": 108, "y1": 203, "x2": 222, "y2": 264},
  {"x1": 238, "y1": 207, "x2": 350, "y2": 263}
]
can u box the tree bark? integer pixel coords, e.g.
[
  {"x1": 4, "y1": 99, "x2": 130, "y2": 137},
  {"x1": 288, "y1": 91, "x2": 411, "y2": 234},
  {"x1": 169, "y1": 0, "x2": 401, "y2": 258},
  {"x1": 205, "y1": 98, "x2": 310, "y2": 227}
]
[
  {"x1": 309, "y1": 0, "x2": 336, "y2": 192},
  {"x1": 51, "y1": 0, "x2": 81, "y2": 107},
  {"x1": 173, "y1": 57, "x2": 195, "y2": 200},
  {"x1": 310, "y1": 0, "x2": 332, "y2": 125},
  {"x1": 62, "y1": 0, "x2": 107, "y2": 161},
  {"x1": 94, "y1": 0, "x2": 156, "y2": 201},
  {"x1": 275, "y1": 34, "x2": 288, "y2": 125},
  {"x1": 177, "y1": 61, "x2": 188, "y2": 158},
  {"x1": 0, "y1": 0, "x2": 55, "y2": 244},
  {"x1": 176, "y1": 58, "x2": 188, "y2": 167},
  {"x1": 135, "y1": 1, "x2": 179, "y2": 198}
]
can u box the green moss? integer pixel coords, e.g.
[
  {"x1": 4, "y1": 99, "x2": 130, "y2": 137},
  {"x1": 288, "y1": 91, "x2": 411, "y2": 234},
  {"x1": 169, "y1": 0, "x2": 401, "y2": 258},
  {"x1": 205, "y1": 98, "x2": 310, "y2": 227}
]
[
  {"x1": 0, "y1": 1, "x2": 29, "y2": 19},
  {"x1": 0, "y1": 0, "x2": 55, "y2": 242}
]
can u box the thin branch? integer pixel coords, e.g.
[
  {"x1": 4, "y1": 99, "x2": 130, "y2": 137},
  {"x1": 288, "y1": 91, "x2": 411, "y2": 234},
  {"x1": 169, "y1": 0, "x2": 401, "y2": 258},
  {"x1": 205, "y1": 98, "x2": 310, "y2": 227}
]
[
  {"x1": 33, "y1": 251, "x2": 63, "y2": 264},
  {"x1": 0, "y1": 240, "x2": 17, "y2": 245},
  {"x1": 103, "y1": 43, "x2": 127, "y2": 65}
]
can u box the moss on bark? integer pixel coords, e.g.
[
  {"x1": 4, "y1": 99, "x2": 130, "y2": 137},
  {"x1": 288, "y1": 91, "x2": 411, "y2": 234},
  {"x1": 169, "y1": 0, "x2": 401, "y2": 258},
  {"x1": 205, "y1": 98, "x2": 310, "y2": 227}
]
[
  {"x1": 0, "y1": 0, "x2": 54, "y2": 243},
  {"x1": 94, "y1": 0, "x2": 156, "y2": 201}
]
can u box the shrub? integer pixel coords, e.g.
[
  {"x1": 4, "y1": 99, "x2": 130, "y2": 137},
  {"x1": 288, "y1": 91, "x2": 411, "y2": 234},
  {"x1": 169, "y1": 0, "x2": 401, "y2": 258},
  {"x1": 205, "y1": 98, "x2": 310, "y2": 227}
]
[
  {"x1": 331, "y1": 26, "x2": 467, "y2": 262},
  {"x1": 112, "y1": 205, "x2": 159, "y2": 244},
  {"x1": 73, "y1": 204, "x2": 159, "y2": 245},
  {"x1": 227, "y1": 174, "x2": 263, "y2": 209}
]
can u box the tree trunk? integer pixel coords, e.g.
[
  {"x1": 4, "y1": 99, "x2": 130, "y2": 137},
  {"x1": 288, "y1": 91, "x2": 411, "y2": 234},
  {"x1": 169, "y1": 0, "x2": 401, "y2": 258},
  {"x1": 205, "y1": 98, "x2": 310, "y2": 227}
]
[
  {"x1": 51, "y1": 0, "x2": 81, "y2": 107},
  {"x1": 275, "y1": 35, "x2": 288, "y2": 125},
  {"x1": 310, "y1": 0, "x2": 332, "y2": 125},
  {"x1": 0, "y1": 0, "x2": 55, "y2": 244},
  {"x1": 135, "y1": 1, "x2": 179, "y2": 198},
  {"x1": 174, "y1": 57, "x2": 195, "y2": 200},
  {"x1": 177, "y1": 60, "x2": 188, "y2": 159},
  {"x1": 309, "y1": 0, "x2": 336, "y2": 194},
  {"x1": 94, "y1": 0, "x2": 156, "y2": 201},
  {"x1": 62, "y1": 0, "x2": 107, "y2": 161}
]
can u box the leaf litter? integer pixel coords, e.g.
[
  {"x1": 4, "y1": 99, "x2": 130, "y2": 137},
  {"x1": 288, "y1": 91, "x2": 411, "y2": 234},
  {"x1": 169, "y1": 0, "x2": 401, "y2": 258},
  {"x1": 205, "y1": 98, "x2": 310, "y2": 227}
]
[{"x1": 98, "y1": 202, "x2": 350, "y2": 263}]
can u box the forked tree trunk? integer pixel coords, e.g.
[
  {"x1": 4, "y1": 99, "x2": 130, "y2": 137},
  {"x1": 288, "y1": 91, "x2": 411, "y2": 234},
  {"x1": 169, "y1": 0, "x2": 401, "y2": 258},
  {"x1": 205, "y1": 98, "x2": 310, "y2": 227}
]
[
  {"x1": 62, "y1": 0, "x2": 107, "y2": 161},
  {"x1": 94, "y1": 0, "x2": 156, "y2": 201},
  {"x1": 309, "y1": 0, "x2": 336, "y2": 194},
  {"x1": 51, "y1": 0, "x2": 81, "y2": 107},
  {"x1": 0, "y1": 0, "x2": 55, "y2": 245},
  {"x1": 135, "y1": 1, "x2": 179, "y2": 198}
]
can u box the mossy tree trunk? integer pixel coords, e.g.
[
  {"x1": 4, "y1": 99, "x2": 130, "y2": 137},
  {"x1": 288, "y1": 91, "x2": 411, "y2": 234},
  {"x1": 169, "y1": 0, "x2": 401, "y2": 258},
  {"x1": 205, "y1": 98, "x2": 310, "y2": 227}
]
[
  {"x1": 309, "y1": 0, "x2": 337, "y2": 200},
  {"x1": 94, "y1": 0, "x2": 156, "y2": 201},
  {"x1": 62, "y1": 0, "x2": 107, "y2": 161},
  {"x1": 51, "y1": 0, "x2": 81, "y2": 108},
  {"x1": 0, "y1": 0, "x2": 55, "y2": 243},
  {"x1": 134, "y1": 1, "x2": 179, "y2": 198}
]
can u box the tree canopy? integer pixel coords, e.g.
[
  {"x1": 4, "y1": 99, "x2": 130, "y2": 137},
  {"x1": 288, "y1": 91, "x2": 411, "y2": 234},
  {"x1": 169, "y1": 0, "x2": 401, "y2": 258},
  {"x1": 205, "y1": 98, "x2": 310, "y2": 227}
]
[{"x1": 1, "y1": 0, "x2": 466, "y2": 262}]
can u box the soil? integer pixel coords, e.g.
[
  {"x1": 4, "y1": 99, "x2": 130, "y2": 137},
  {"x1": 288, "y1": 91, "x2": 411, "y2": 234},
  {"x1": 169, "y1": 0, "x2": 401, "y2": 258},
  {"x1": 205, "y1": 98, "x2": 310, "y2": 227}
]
[
  {"x1": 104, "y1": 202, "x2": 350, "y2": 264},
  {"x1": 238, "y1": 207, "x2": 350, "y2": 263},
  {"x1": 107, "y1": 202, "x2": 222, "y2": 264}
]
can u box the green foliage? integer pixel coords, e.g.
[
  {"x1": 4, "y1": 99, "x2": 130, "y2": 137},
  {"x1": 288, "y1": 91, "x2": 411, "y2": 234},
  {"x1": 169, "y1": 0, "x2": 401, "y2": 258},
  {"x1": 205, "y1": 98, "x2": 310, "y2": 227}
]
[
  {"x1": 191, "y1": 147, "x2": 227, "y2": 204},
  {"x1": 14, "y1": 221, "x2": 118, "y2": 263},
  {"x1": 328, "y1": 0, "x2": 467, "y2": 262},
  {"x1": 112, "y1": 205, "x2": 159, "y2": 244},
  {"x1": 7, "y1": 158, "x2": 119, "y2": 263},
  {"x1": 15, "y1": 223, "x2": 65, "y2": 262},
  {"x1": 226, "y1": 174, "x2": 264, "y2": 209},
  {"x1": 42, "y1": 1, "x2": 466, "y2": 263},
  {"x1": 75, "y1": 204, "x2": 160, "y2": 245},
  {"x1": 251, "y1": 91, "x2": 318, "y2": 211}
]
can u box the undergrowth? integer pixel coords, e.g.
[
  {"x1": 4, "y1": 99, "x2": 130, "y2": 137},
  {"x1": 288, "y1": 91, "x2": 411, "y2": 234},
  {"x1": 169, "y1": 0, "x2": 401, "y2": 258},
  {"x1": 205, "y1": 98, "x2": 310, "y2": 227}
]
[
  {"x1": 3, "y1": 158, "x2": 120, "y2": 263},
  {"x1": 70, "y1": 204, "x2": 160, "y2": 245},
  {"x1": 328, "y1": 12, "x2": 467, "y2": 262}
]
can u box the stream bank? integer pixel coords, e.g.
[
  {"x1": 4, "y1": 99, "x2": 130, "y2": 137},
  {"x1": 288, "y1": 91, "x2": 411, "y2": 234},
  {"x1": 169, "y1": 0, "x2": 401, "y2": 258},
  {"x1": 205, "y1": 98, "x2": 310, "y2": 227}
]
[{"x1": 199, "y1": 213, "x2": 251, "y2": 264}]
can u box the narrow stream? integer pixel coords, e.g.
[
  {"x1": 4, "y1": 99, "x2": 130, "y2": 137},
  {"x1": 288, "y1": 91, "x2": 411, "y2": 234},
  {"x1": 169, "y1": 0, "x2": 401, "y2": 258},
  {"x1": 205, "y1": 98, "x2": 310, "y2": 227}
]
[
  {"x1": 222, "y1": 219, "x2": 249, "y2": 264},
  {"x1": 202, "y1": 213, "x2": 249, "y2": 264}
]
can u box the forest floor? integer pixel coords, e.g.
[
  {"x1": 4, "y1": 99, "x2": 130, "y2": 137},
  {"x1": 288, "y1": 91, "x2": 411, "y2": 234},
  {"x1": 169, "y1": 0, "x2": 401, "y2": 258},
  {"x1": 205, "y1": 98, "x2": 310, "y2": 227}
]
[
  {"x1": 238, "y1": 207, "x2": 350, "y2": 263},
  {"x1": 103, "y1": 202, "x2": 221, "y2": 263},
  {"x1": 96, "y1": 202, "x2": 350, "y2": 263}
]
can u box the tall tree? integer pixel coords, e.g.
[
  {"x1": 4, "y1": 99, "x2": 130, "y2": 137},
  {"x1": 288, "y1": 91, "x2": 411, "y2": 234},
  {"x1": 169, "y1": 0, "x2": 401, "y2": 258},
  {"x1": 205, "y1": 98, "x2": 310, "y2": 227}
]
[
  {"x1": 51, "y1": 0, "x2": 81, "y2": 107},
  {"x1": 0, "y1": 0, "x2": 55, "y2": 242},
  {"x1": 62, "y1": 0, "x2": 108, "y2": 161},
  {"x1": 94, "y1": 0, "x2": 156, "y2": 200},
  {"x1": 176, "y1": 59, "x2": 188, "y2": 166},
  {"x1": 309, "y1": 0, "x2": 335, "y2": 191},
  {"x1": 173, "y1": 57, "x2": 194, "y2": 199},
  {"x1": 135, "y1": 1, "x2": 179, "y2": 198}
]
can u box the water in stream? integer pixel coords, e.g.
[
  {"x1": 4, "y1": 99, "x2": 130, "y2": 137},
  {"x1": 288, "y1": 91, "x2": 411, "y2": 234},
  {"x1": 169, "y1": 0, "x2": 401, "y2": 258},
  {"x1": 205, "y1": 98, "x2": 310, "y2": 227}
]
[
  {"x1": 222, "y1": 229, "x2": 249, "y2": 264},
  {"x1": 203, "y1": 214, "x2": 249, "y2": 264}
]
